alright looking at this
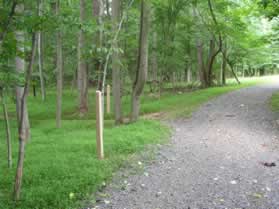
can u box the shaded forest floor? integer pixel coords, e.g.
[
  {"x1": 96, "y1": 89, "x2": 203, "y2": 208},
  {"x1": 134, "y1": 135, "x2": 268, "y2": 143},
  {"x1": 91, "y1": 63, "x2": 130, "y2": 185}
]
[{"x1": 0, "y1": 76, "x2": 276, "y2": 209}]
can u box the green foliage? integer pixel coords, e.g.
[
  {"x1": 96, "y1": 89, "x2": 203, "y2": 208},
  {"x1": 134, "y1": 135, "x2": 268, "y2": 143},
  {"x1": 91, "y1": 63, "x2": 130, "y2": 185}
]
[{"x1": 259, "y1": 0, "x2": 279, "y2": 19}]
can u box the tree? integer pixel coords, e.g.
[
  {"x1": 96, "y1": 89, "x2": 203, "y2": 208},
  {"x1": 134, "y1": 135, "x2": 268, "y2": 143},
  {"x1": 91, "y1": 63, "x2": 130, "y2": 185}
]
[
  {"x1": 112, "y1": 0, "x2": 123, "y2": 125},
  {"x1": 37, "y1": 0, "x2": 46, "y2": 101},
  {"x1": 55, "y1": 0, "x2": 63, "y2": 128},
  {"x1": 15, "y1": 3, "x2": 30, "y2": 142},
  {"x1": 0, "y1": 88, "x2": 12, "y2": 168},
  {"x1": 130, "y1": 0, "x2": 149, "y2": 122},
  {"x1": 77, "y1": 0, "x2": 88, "y2": 115},
  {"x1": 14, "y1": 33, "x2": 37, "y2": 201},
  {"x1": 93, "y1": 0, "x2": 104, "y2": 90},
  {"x1": 220, "y1": 38, "x2": 227, "y2": 85}
]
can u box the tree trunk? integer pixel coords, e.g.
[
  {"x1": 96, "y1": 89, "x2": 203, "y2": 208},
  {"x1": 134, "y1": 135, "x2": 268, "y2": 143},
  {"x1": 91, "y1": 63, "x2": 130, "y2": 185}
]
[
  {"x1": 15, "y1": 4, "x2": 30, "y2": 141},
  {"x1": 112, "y1": 0, "x2": 122, "y2": 125},
  {"x1": 130, "y1": 0, "x2": 149, "y2": 122},
  {"x1": 78, "y1": 0, "x2": 88, "y2": 115},
  {"x1": 105, "y1": 0, "x2": 110, "y2": 16},
  {"x1": 37, "y1": 0, "x2": 46, "y2": 101},
  {"x1": 55, "y1": 0, "x2": 63, "y2": 128},
  {"x1": 151, "y1": 31, "x2": 158, "y2": 81},
  {"x1": 0, "y1": 89, "x2": 12, "y2": 168},
  {"x1": 187, "y1": 63, "x2": 192, "y2": 83},
  {"x1": 93, "y1": 0, "x2": 104, "y2": 91},
  {"x1": 196, "y1": 40, "x2": 207, "y2": 87},
  {"x1": 14, "y1": 33, "x2": 37, "y2": 201},
  {"x1": 220, "y1": 40, "x2": 227, "y2": 85},
  {"x1": 33, "y1": 85, "x2": 36, "y2": 97}
]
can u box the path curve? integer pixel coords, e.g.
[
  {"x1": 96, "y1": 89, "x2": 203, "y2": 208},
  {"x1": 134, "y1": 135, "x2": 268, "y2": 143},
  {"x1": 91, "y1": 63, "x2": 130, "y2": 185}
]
[{"x1": 94, "y1": 82, "x2": 279, "y2": 209}]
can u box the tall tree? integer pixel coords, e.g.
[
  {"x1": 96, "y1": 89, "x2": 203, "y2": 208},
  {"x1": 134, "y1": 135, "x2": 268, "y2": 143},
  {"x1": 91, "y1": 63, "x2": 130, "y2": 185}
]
[
  {"x1": 15, "y1": 3, "x2": 30, "y2": 141},
  {"x1": 55, "y1": 0, "x2": 63, "y2": 128},
  {"x1": 220, "y1": 39, "x2": 227, "y2": 85},
  {"x1": 14, "y1": 33, "x2": 37, "y2": 201},
  {"x1": 78, "y1": 0, "x2": 88, "y2": 115},
  {"x1": 0, "y1": 88, "x2": 12, "y2": 168},
  {"x1": 112, "y1": 0, "x2": 122, "y2": 125},
  {"x1": 93, "y1": 0, "x2": 103, "y2": 90},
  {"x1": 37, "y1": 0, "x2": 46, "y2": 101},
  {"x1": 151, "y1": 31, "x2": 158, "y2": 82},
  {"x1": 130, "y1": 0, "x2": 149, "y2": 122}
]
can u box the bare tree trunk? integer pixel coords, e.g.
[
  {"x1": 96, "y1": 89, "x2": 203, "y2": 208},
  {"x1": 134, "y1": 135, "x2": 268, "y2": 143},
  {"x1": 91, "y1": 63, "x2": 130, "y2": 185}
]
[
  {"x1": 151, "y1": 31, "x2": 158, "y2": 81},
  {"x1": 14, "y1": 33, "x2": 37, "y2": 201},
  {"x1": 37, "y1": 0, "x2": 46, "y2": 101},
  {"x1": 187, "y1": 63, "x2": 192, "y2": 83},
  {"x1": 196, "y1": 40, "x2": 206, "y2": 87},
  {"x1": 205, "y1": 38, "x2": 215, "y2": 85},
  {"x1": 0, "y1": 89, "x2": 12, "y2": 168},
  {"x1": 93, "y1": 0, "x2": 104, "y2": 90},
  {"x1": 105, "y1": 0, "x2": 110, "y2": 16},
  {"x1": 112, "y1": 0, "x2": 122, "y2": 125},
  {"x1": 55, "y1": 0, "x2": 63, "y2": 128},
  {"x1": 220, "y1": 40, "x2": 227, "y2": 85},
  {"x1": 15, "y1": 4, "x2": 30, "y2": 141},
  {"x1": 78, "y1": 0, "x2": 88, "y2": 115},
  {"x1": 226, "y1": 58, "x2": 241, "y2": 84},
  {"x1": 130, "y1": 0, "x2": 149, "y2": 122}
]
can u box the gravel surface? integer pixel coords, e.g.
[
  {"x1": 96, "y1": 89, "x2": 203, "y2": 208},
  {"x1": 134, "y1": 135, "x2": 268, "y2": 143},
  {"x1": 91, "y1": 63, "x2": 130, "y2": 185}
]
[{"x1": 91, "y1": 83, "x2": 279, "y2": 209}]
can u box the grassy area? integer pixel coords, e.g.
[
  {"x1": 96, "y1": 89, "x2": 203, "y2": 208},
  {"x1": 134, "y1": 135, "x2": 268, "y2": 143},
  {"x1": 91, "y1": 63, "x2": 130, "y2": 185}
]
[
  {"x1": 0, "y1": 120, "x2": 169, "y2": 209},
  {"x1": 271, "y1": 91, "x2": 279, "y2": 112},
  {"x1": 0, "y1": 76, "x2": 271, "y2": 209}
]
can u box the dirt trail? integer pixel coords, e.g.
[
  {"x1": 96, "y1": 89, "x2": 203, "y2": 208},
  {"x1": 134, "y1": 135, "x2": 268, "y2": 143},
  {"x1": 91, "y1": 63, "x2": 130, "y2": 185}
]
[{"x1": 92, "y1": 82, "x2": 279, "y2": 209}]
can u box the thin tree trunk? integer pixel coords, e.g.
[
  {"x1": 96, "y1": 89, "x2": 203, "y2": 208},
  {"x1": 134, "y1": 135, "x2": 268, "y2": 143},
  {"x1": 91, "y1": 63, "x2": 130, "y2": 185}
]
[
  {"x1": 56, "y1": 0, "x2": 63, "y2": 128},
  {"x1": 33, "y1": 85, "x2": 36, "y2": 97},
  {"x1": 130, "y1": 0, "x2": 149, "y2": 122},
  {"x1": 196, "y1": 40, "x2": 206, "y2": 87},
  {"x1": 15, "y1": 4, "x2": 30, "y2": 141},
  {"x1": 226, "y1": 58, "x2": 241, "y2": 84},
  {"x1": 242, "y1": 63, "x2": 245, "y2": 78},
  {"x1": 151, "y1": 31, "x2": 158, "y2": 81},
  {"x1": 186, "y1": 38, "x2": 192, "y2": 83},
  {"x1": 93, "y1": 0, "x2": 104, "y2": 91},
  {"x1": 37, "y1": 0, "x2": 46, "y2": 101},
  {"x1": 220, "y1": 40, "x2": 227, "y2": 85},
  {"x1": 106, "y1": 0, "x2": 110, "y2": 16},
  {"x1": 112, "y1": 0, "x2": 122, "y2": 125},
  {"x1": 0, "y1": 89, "x2": 12, "y2": 168},
  {"x1": 78, "y1": 0, "x2": 88, "y2": 115},
  {"x1": 14, "y1": 33, "x2": 37, "y2": 201},
  {"x1": 187, "y1": 63, "x2": 192, "y2": 83}
]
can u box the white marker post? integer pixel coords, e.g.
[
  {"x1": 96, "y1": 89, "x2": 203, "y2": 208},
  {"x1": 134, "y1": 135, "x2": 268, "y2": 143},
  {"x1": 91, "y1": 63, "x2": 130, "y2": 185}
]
[
  {"x1": 96, "y1": 90, "x2": 104, "y2": 159},
  {"x1": 106, "y1": 85, "x2": 111, "y2": 114}
]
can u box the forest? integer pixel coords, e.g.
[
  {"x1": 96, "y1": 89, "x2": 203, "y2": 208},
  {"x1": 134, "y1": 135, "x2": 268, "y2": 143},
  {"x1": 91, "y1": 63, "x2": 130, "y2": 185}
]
[{"x1": 1, "y1": 0, "x2": 279, "y2": 209}]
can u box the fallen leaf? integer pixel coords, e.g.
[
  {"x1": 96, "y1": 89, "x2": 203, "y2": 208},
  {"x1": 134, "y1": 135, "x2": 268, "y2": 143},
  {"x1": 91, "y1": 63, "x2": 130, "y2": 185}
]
[
  {"x1": 104, "y1": 200, "x2": 110, "y2": 204},
  {"x1": 266, "y1": 187, "x2": 271, "y2": 192},
  {"x1": 230, "y1": 180, "x2": 237, "y2": 185},
  {"x1": 253, "y1": 193, "x2": 262, "y2": 199}
]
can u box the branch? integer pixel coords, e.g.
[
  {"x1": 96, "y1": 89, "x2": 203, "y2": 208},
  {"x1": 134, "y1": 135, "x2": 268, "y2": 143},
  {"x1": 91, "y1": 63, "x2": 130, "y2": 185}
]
[
  {"x1": 208, "y1": 0, "x2": 222, "y2": 52},
  {"x1": 0, "y1": 1, "x2": 18, "y2": 43}
]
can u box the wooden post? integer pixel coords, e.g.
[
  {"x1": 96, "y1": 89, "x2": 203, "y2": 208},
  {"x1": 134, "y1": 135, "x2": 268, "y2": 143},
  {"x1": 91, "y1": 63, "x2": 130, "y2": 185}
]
[
  {"x1": 106, "y1": 84, "x2": 111, "y2": 114},
  {"x1": 96, "y1": 90, "x2": 104, "y2": 159}
]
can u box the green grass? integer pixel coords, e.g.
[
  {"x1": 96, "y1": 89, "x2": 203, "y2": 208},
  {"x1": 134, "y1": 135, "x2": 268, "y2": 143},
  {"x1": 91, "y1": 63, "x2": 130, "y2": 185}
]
[
  {"x1": 0, "y1": 76, "x2": 273, "y2": 209},
  {"x1": 0, "y1": 120, "x2": 169, "y2": 209},
  {"x1": 271, "y1": 91, "x2": 279, "y2": 112}
]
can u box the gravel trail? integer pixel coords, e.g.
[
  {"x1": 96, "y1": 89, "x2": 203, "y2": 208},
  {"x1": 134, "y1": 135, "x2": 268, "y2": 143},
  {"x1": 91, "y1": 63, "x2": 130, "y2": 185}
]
[{"x1": 93, "y1": 83, "x2": 279, "y2": 209}]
